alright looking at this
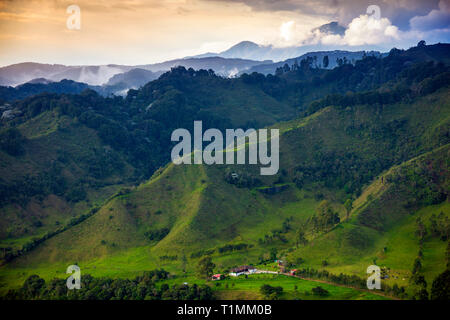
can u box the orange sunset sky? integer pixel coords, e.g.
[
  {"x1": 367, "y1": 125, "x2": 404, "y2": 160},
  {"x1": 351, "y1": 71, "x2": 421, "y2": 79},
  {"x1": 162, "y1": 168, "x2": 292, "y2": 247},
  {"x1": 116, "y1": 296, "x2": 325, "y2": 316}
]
[{"x1": 0, "y1": 0, "x2": 449, "y2": 66}]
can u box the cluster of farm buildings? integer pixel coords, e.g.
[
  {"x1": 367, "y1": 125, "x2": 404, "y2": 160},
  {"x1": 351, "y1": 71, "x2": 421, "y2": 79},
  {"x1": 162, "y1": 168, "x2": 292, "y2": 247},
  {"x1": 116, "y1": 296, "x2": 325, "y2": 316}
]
[{"x1": 212, "y1": 264, "x2": 297, "y2": 281}]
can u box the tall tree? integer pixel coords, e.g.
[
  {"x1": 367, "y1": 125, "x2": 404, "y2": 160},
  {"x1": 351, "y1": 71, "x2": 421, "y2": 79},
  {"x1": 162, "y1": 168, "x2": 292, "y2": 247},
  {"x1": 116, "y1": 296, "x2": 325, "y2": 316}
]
[
  {"x1": 197, "y1": 256, "x2": 215, "y2": 280},
  {"x1": 344, "y1": 199, "x2": 353, "y2": 219},
  {"x1": 431, "y1": 269, "x2": 450, "y2": 300},
  {"x1": 270, "y1": 247, "x2": 278, "y2": 261},
  {"x1": 295, "y1": 227, "x2": 308, "y2": 248},
  {"x1": 181, "y1": 253, "x2": 187, "y2": 274}
]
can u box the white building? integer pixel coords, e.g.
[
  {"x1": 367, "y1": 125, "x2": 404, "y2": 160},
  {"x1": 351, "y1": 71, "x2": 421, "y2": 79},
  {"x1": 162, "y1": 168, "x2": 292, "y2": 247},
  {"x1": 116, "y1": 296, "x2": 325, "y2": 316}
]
[{"x1": 229, "y1": 265, "x2": 257, "y2": 276}]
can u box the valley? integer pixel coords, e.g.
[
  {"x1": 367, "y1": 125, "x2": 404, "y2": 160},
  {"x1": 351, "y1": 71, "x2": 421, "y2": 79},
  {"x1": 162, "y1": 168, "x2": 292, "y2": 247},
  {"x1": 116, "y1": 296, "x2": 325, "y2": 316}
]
[{"x1": 0, "y1": 43, "x2": 449, "y2": 300}]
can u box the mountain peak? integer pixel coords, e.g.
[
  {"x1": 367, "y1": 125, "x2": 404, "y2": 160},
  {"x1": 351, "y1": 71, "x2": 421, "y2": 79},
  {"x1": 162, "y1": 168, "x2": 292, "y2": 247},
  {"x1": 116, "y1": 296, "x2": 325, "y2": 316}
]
[
  {"x1": 228, "y1": 41, "x2": 261, "y2": 50},
  {"x1": 313, "y1": 21, "x2": 346, "y2": 36},
  {"x1": 218, "y1": 41, "x2": 265, "y2": 59}
]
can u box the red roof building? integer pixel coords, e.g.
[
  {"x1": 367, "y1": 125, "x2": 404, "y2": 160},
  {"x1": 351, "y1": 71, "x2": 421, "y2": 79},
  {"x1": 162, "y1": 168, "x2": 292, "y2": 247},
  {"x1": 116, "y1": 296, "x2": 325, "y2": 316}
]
[{"x1": 212, "y1": 274, "x2": 222, "y2": 280}]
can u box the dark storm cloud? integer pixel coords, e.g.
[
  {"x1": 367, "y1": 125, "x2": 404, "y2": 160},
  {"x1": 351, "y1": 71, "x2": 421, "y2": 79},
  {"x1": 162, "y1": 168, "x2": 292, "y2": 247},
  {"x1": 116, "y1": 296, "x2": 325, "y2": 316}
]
[
  {"x1": 209, "y1": 0, "x2": 442, "y2": 30},
  {"x1": 410, "y1": 0, "x2": 450, "y2": 30}
]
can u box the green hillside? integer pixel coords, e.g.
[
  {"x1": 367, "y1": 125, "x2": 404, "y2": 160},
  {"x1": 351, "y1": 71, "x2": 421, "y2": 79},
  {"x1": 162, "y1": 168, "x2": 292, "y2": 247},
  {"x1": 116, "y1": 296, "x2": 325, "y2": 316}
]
[
  {"x1": 287, "y1": 146, "x2": 449, "y2": 293},
  {"x1": 2, "y1": 87, "x2": 448, "y2": 299},
  {"x1": 0, "y1": 110, "x2": 137, "y2": 247},
  {"x1": 1, "y1": 43, "x2": 449, "y2": 299},
  {"x1": 0, "y1": 69, "x2": 298, "y2": 259}
]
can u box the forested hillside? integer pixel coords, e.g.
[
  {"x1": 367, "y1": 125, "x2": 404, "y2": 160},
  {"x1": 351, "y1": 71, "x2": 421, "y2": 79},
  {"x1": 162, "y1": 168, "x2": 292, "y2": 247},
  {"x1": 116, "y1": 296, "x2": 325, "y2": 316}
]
[{"x1": 0, "y1": 43, "x2": 449, "y2": 299}]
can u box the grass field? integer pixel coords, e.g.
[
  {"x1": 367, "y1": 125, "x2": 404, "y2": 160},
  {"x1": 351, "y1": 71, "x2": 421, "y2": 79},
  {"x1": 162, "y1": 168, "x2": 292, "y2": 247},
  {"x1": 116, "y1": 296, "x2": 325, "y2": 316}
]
[{"x1": 159, "y1": 273, "x2": 389, "y2": 300}]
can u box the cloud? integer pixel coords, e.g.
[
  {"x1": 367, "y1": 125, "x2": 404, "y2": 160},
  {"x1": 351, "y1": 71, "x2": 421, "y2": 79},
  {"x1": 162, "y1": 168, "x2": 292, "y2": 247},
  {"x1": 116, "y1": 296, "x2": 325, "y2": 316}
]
[
  {"x1": 342, "y1": 14, "x2": 400, "y2": 45},
  {"x1": 410, "y1": 0, "x2": 450, "y2": 31},
  {"x1": 280, "y1": 21, "x2": 295, "y2": 41},
  {"x1": 290, "y1": 13, "x2": 400, "y2": 47},
  {"x1": 273, "y1": 20, "x2": 323, "y2": 47},
  {"x1": 210, "y1": 0, "x2": 330, "y2": 14},
  {"x1": 210, "y1": 0, "x2": 442, "y2": 30}
]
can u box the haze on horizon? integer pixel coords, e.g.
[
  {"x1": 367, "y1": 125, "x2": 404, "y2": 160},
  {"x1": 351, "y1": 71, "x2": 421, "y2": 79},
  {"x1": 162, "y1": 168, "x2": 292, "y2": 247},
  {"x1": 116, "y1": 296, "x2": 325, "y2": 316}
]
[{"x1": 0, "y1": 0, "x2": 449, "y2": 67}]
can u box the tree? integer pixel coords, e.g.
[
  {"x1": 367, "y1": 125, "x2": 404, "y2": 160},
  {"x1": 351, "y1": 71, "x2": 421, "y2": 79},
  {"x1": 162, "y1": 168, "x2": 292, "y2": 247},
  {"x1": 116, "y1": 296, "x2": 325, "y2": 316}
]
[
  {"x1": 417, "y1": 288, "x2": 429, "y2": 300},
  {"x1": 197, "y1": 256, "x2": 215, "y2": 280},
  {"x1": 415, "y1": 218, "x2": 427, "y2": 241},
  {"x1": 270, "y1": 247, "x2": 278, "y2": 261},
  {"x1": 275, "y1": 67, "x2": 283, "y2": 76},
  {"x1": 260, "y1": 284, "x2": 283, "y2": 299},
  {"x1": 431, "y1": 269, "x2": 450, "y2": 300},
  {"x1": 446, "y1": 241, "x2": 450, "y2": 268},
  {"x1": 181, "y1": 253, "x2": 187, "y2": 274},
  {"x1": 344, "y1": 199, "x2": 353, "y2": 219},
  {"x1": 323, "y1": 55, "x2": 329, "y2": 68},
  {"x1": 295, "y1": 227, "x2": 308, "y2": 248},
  {"x1": 22, "y1": 275, "x2": 45, "y2": 298},
  {"x1": 0, "y1": 127, "x2": 25, "y2": 156},
  {"x1": 311, "y1": 286, "x2": 329, "y2": 296},
  {"x1": 412, "y1": 257, "x2": 422, "y2": 274},
  {"x1": 313, "y1": 200, "x2": 340, "y2": 232}
]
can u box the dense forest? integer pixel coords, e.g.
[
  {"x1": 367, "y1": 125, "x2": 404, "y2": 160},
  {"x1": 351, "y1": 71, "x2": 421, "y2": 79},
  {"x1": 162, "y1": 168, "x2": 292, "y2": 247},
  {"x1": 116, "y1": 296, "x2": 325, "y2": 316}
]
[{"x1": 3, "y1": 270, "x2": 214, "y2": 300}]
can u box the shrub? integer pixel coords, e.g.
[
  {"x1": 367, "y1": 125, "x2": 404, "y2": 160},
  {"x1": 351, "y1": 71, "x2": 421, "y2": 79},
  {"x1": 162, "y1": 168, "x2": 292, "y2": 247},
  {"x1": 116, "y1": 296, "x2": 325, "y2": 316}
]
[{"x1": 311, "y1": 286, "x2": 329, "y2": 296}]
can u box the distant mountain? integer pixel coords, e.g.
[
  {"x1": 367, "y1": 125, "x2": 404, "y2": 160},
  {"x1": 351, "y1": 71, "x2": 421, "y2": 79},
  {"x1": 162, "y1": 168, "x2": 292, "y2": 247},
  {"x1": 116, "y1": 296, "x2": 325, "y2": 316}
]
[
  {"x1": 187, "y1": 40, "x2": 303, "y2": 62},
  {"x1": 48, "y1": 65, "x2": 133, "y2": 86},
  {"x1": 0, "y1": 56, "x2": 270, "y2": 86},
  {"x1": 190, "y1": 40, "x2": 389, "y2": 63},
  {"x1": 0, "y1": 57, "x2": 275, "y2": 100},
  {"x1": 0, "y1": 63, "x2": 72, "y2": 87},
  {"x1": 312, "y1": 21, "x2": 346, "y2": 35},
  {"x1": 0, "y1": 76, "x2": 8, "y2": 87},
  {"x1": 0, "y1": 63, "x2": 132, "y2": 87},
  {"x1": 219, "y1": 41, "x2": 264, "y2": 59},
  {"x1": 185, "y1": 41, "x2": 263, "y2": 60},
  {"x1": 103, "y1": 58, "x2": 271, "y2": 95},
  {"x1": 0, "y1": 79, "x2": 95, "y2": 103},
  {"x1": 187, "y1": 22, "x2": 353, "y2": 62},
  {"x1": 136, "y1": 56, "x2": 272, "y2": 77},
  {"x1": 24, "y1": 78, "x2": 54, "y2": 85},
  {"x1": 244, "y1": 50, "x2": 386, "y2": 75},
  {"x1": 105, "y1": 68, "x2": 162, "y2": 87},
  {"x1": 99, "y1": 68, "x2": 164, "y2": 96}
]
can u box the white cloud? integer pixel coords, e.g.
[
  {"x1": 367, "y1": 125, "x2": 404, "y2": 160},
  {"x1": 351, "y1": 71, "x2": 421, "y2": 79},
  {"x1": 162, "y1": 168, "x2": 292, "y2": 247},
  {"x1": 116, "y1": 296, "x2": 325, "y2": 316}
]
[
  {"x1": 301, "y1": 14, "x2": 400, "y2": 47},
  {"x1": 280, "y1": 21, "x2": 295, "y2": 41},
  {"x1": 273, "y1": 20, "x2": 321, "y2": 47},
  {"x1": 319, "y1": 33, "x2": 345, "y2": 45},
  {"x1": 343, "y1": 14, "x2": 400, "y2": 45},
  {"x1": 272, "y1": 4, "x2": 448, "y2": 52}
]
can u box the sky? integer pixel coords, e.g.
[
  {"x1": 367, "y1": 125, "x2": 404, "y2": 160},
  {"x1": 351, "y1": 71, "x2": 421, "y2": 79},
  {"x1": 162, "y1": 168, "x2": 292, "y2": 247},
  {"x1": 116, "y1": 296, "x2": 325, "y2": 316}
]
[{"x1": 0, "y1": 0, "x2": 449, "y2": 66}]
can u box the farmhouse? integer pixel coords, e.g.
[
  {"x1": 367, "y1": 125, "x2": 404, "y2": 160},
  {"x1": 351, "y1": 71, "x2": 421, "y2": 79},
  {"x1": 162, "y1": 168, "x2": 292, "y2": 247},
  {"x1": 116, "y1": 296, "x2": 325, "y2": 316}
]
[
  {"x1": 229, "y1": 265, "x2": 256, "y2": 276},
  {"x1": 212, "y1": 274, "x2": 222, "y2": 281}
]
